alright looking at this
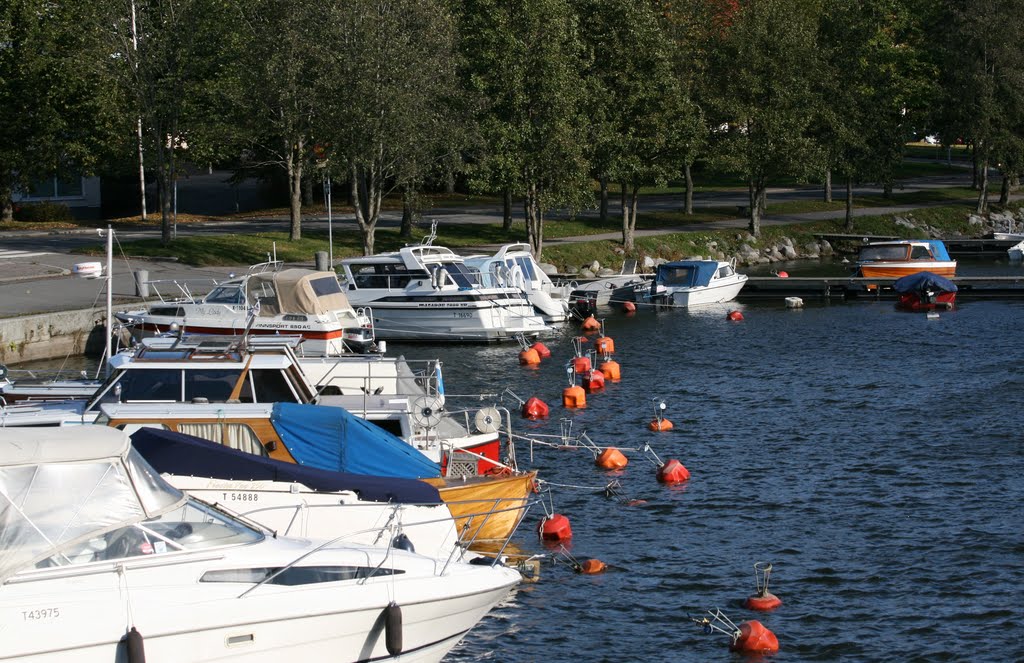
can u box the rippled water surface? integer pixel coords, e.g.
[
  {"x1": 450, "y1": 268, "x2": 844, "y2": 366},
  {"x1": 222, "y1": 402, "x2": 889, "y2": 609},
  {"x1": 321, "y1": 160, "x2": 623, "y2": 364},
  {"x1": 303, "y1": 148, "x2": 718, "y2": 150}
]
[{"x1": 388, "y1": 297, "x2": 1024, "y2": 662}]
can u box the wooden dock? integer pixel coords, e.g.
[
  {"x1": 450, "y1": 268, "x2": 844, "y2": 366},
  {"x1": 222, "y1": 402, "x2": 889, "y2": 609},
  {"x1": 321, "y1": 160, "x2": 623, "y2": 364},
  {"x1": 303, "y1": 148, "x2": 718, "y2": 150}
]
[{"x1": 739, "y1": 275, "x2": 1024, "y2": 301}]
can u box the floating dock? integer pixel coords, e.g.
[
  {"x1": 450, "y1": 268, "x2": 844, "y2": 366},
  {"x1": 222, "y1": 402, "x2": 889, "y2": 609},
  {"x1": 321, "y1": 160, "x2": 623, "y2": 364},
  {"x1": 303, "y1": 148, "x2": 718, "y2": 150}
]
[{"x1": 739, "y1": 275, "x2": 1024, "y2": 301}]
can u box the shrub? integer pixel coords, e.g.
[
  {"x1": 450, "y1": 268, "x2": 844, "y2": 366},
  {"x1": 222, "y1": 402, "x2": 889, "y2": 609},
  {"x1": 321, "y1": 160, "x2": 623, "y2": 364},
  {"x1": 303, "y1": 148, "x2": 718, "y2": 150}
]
[{"x1": 13, "y1": 201, "x2": 74, "y2": 222}]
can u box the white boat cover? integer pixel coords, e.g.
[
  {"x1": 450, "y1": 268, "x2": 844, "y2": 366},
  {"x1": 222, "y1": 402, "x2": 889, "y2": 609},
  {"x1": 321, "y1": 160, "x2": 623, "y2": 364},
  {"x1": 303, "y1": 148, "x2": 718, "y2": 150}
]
[
  {"x1": 0, "y1": 427, "x2": 185, "y2": 582},
  {"x1": 248, "y1": 269, "x2": 354, "y2": 317}
]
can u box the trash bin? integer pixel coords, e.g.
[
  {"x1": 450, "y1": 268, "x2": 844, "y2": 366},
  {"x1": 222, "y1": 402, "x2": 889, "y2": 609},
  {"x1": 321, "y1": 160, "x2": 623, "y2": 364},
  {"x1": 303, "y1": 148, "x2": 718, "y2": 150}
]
[{"x1": 315, "y1": 251, "x2": 329, "y2": 271}]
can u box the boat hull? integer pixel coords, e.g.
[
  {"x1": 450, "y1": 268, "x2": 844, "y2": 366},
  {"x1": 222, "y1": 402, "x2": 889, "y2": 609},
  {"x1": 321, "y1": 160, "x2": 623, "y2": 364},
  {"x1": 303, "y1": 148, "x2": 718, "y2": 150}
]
[
  {"x1": 858, "y1": 262, "x2": 956, "y2": 278},
  {"x1": 896, "y1": 291, "x2": 957, "y2": 311},
  {"x1": 659, "y1": 276, "x2": 747, "y2": 307},
  {"x1": 352, "y1": 303, "x2": 548, "y2": 342},
  {"x1": 424, "y1": 471, "x2": 537, "y2": 545}
]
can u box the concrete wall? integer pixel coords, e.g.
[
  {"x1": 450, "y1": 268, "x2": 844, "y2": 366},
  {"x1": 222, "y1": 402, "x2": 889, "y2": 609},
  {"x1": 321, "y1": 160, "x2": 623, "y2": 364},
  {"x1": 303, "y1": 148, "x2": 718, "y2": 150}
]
[{"x1": 0, "y1": 307, "x2": 128, "y2": 365}]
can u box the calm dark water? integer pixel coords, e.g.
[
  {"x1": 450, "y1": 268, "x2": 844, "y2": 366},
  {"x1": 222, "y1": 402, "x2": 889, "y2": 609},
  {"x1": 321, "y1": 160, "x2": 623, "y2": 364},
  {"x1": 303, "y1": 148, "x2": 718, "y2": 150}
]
[{"x1": 388, "y1": 296, "x2": 1024, "y2": 662}]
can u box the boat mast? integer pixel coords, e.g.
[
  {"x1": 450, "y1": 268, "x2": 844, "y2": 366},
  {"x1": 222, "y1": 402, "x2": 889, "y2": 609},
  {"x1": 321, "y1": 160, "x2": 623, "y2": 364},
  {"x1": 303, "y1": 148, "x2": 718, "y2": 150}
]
[{"x1": 105, "y1": 225, "x2": 113, "y2": 376}]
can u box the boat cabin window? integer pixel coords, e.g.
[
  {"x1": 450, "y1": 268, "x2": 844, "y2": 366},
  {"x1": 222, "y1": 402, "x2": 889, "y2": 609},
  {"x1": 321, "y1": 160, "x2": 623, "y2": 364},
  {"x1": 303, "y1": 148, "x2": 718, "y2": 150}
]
[
  {"x1": 184, "y1": 368, "x2": 243, "y2": 402},
  {"x1": 177, "y1": 422, "x2": 266, "y2": 456},
  {"x1": 309, "y1": 276, "x2": 344, "y2": 296},
  {"x1": 37, "y1": 499, "x2": 262, "y2": 568},
  {"x1": 441, "y1": 263, "x2": 476, "y2": 289},
  {"x1": 204, "y1": 285, "x2": 245, "y2": 305},
  {"x1": 201, "y1": 565, "x2": 404, "y2": 585},
  {"x1": 93, "y1": 368, "x2": 183, "y2": 404},
  {"x1": 717, "y1": 265, "x2": 735, "y2": 278},
  {"x1": 858, "y1": 245, "x2": 909, "y2": 261},
  {"x1": 351, "y1": 264, "x2": 427, "y2": 289},
  {"x1": 512, "y1": 257, "x2": 538, "y2": 281},
  {"x1": 910, "y1": 245, "x2": 933, "y2": 259},
  {"x1": 661, "y1": 266, "x2": 693, "y2": 286},
  {"x1": 237, "y1": 369, "x2": 301, "y2": 403}
]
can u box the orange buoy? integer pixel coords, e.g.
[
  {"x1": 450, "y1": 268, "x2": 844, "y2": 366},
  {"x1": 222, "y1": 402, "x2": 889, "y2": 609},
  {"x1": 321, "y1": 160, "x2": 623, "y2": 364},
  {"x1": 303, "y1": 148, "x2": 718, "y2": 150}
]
[
  {"x1": 579, "y1": 559, "x2": 607, "y2": 574},
  {"x1": 522, "y1": 396, "x2": 550, "y2": 419},
  {"x1": 776, "y1": 271, "x2": 789, "y2": 278},
  {"x1": 530, "y1": 341, "x2": 552, "y2": 359},
  {"x1": 594, "y1": 336, "x2": 615, "y2": 355},
  {"x1": 573, "y1": 355, "x2": 592, "y2": 374},
  {"x1": 648, "y1": 418, "x2": 673, "y2": 431},
  {"x1": 562, "y1": 385, "x2": 587, "y2": 408},
  {"x1": 745, "y1": 591, "x2": 783, "y2": 611},
  {"x1": 623, "y1": 301, "x2": 637, "y2": 313},
  {"x1": 539, "y1": 513, "x2": 572, "y2": 541},
  {"x1": 518, "y1": 348, "x2": 540, "y2": 365},
  {"x1": 657, "y1": 459, "x2": 690, "y2": 483},
  {"x1": 595, "y1": 447, "x2": 629, "y2": 470},
  {"x1": 727, "y1": 310, "x2": 744, "y2": 321},
  {"x1": 583, "y1": 370, "x2": 605, "y2": 392},
  {"x1": 581, "y1": 316, "x2": 601, "y2": 331},
  {"x1": 729, "y1": 620, "x2": 779, "y2": 654},
  {"x1": 599, "y1": 359, "x2": 621, "y2": 381}
]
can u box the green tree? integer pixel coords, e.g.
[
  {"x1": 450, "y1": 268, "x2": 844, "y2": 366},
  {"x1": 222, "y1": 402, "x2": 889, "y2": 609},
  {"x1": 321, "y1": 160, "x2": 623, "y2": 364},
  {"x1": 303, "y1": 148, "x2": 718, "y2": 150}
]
[
  {"x1": 0, "y1": 0, "x2": 122, "y2": 221},
  {"x1": 459, "y1": 0, "x2": 590, "y2": 260},
  {"x1": 709, "y1": 0, "x2": 823, "y2": 237}
]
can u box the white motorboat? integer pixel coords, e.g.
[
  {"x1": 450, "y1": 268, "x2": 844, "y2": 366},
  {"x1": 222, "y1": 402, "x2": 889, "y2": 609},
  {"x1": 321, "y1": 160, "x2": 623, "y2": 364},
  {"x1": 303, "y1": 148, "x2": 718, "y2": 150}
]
[
  {"x1": 338, "y1": 244, "x2": 550, "y2": 342},
  {"x1": 0, "y1": 427, "x2": 520, "y2": 662},
  {"x1": 116, "y1": 262, "x2": 376, "y2": 355},
  {"x1": 1008, "y1": 240, "x2": 1024, "y2": 261},
  {"x1": 638, "y1": 259, "x2": 748, "y2": 307},
  {"x1": 464, "y1": 243, "x2": 572, "y2": 324}
]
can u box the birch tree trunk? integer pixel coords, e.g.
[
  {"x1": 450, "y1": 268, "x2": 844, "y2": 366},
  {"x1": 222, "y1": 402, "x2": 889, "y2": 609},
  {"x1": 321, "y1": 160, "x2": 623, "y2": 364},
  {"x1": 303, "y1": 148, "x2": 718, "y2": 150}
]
[
  {"x1": 286, "y1": 135, "x2": 304, "y2": 241},
  {"x1": 621, "y1": 181, "x2": 639, "y2": 252},
  {"x1": 748, "y1": 178, "x2": 763, "y2": 237},
  {"x1": 976, "y1": 150, "x2": 989, "y2": 214},
  {"x1": 824, "y1": 169, "x2": 832, "y2": 203},
  {"x1": 999, "y1": 172, "x2": 1010, "y2": 206},
  {"x1": 845, "y1": 175, "x2": 853, "y2": 231},
  {"x1": 400, "y1": 184, "x2": 414, "y2": 239},
  {"x1": 503, "y1": 189, "x2": 513, "y2": 232},
  {"x1": 351, "y1": 162, "x2": 381, "y2": 255},
  {"x1": 684, "y1": 163, "x2": 694, "y2": 215},
  {"x1": 524, "y1": 181, "x2": 544, "y2": 259}
]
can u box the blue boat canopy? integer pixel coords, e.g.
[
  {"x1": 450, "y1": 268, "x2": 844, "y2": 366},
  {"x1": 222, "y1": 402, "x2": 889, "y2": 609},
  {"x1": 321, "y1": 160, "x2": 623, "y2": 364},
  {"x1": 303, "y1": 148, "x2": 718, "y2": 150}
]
[
  {"x1": 130, "y1": 426, "x2": 442, "y2": 504},
  {"x1": 271, "y1": 402, "x2": 441, "y2": 479},
  {"x1": 892, "y1": 271, "x2": 958, "y2": 294},
  {"x1": 656, "y1": 261, "x2": 719, "y2": 288},
  {"x1": 924, "y1": 240, "x2": 952, "y2": 262}
]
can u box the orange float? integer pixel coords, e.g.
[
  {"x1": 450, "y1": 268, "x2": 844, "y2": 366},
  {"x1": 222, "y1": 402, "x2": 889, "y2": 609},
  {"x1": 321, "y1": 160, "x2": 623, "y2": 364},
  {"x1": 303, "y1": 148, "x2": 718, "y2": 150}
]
[
  {"x1": 518, "y1": 348, "x2": 540, "y2": 365},
  {"x1": 648, "y1": 418, "x2": 673, "y2": 431},
  {"x1": 573, "y1": 355, "x2": 592, "y2": 374},
  {"x1": 729, "y1": 620, "x2": 779, "y2": 654},
  {"x1": 656, "y1": 459, "x2": 690, "y2": 484},
  {"x1": 595, "y1": 447, "x2": 628, "y2": 470},
  {"x1": 727, "y1": 310, "x2": 744, "y2": 321},
  {"x1": 623, "y1": 301, "x2": 636, "y2": 313},
  {"x1": 522, "y1": 396, "x2": 550, "y2": 419},
  {"x1": 530, "y1": 341, "x2": 552, "y2": 359},
  {"x1": 539, "y1": 513, "x2": 572, "y2": 541},
  {"x1": 581, "y1": 316, "x2": 601, "y2": 331},
  {"x1": 776, "y1": 270, "x2": 789, "y2": 278},
  {"x1": 599, "y1": 359, "x2": 621, "y2": 381},
  {"x1": 745, "y1": 591, "x2": 783, "y2": 611},
  {"x1": 562, "y1": 385, "x2": 586, "y2": 408},
  {"x1": 594, "y1": 336, "x2": 615, "y2": 355},
  {"x1": 579, "y1": 559, "x2": 607, "y2": 574},
  {"x1": 583, "y1": 370, "x2": 605, "y2": 392}
]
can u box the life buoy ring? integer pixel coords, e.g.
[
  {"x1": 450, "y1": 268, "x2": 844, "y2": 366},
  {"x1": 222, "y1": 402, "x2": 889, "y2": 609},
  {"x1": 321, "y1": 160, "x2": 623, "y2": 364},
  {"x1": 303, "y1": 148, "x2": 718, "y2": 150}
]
[{"x1": 0, "y1": 364, "x2": 8, "y2": 381}]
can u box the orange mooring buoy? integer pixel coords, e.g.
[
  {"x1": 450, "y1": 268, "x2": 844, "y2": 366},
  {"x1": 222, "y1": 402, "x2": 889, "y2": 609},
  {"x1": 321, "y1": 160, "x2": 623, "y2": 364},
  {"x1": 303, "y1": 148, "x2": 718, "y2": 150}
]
[
  {"x1": 540, "y1": 513, "x2": 572, "y2": 541},
  {"x1": 599, "y1": 359, "x2": 621, "y2": 381},
  {"x1": 530, "y1": 341, "x2": 552, "y2": 359},
  {"x1": 648, "y1": 418, "x2": 673, "y2": 431},
  {"x1": 579, "y1": 559, "x2": 607, "y2": 574},
  {"x1": 522, "y1": 396, "x2": 550, "y2": 419},
  {"x1": 623, "y1": 301, "x2": 637, "y2": 313},
  {"x1": 657, "y1": 459, "x2": 690, "y2": 483},
  {"x1": 727, "y1": 310, "x2": 744, "y2": 321},
  {"x1": 776, "y1": 270, "x2": 789, "y2": 278},
  {"x1": 581, "y1": 316, "x2": 601, "y2": 331},
  {"x1": 595, "y1": 447, "x2": 629, "y2": 470},
  {"x1": 583, "y1": 370, "x2": 605, "y2": 392},
  {"x1": 573, "y1": 355, "x2": 592, "y2": 373},
  {"x1": 729, "y1": 620, "x2": 779, "y2": 654},
  {"x1": 745, "y1": 591, "x2": 783, "y2": 611},
  {"x1": 519, "y1": 348, "x2": 540, "y2": 365},
  {"x1": 562, "y1": 385, "x2": 587, "y2": 408},
  {"x1": 594, "y1": 336, "x2": 615, "y2": 355}
]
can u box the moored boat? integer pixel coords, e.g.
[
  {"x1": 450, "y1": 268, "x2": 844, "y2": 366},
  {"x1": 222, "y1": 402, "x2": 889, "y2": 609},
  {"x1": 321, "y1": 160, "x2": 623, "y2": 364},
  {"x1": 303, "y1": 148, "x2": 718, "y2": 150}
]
[
  {"x1": 892, "y1": 271, "x2": 958, "y2": 311},
  {"x1": 0, "y1": 426, "x2": 520, "y2": 663},
  {"x1": 856, "y1": 239, "x2": 957, "y2": 278},
  {"x1": 637, "y1": 259, "x2": 748, "y2": 308},
  {"x1": 464, "y1": 243, "x2": 572, "y2": 324}
]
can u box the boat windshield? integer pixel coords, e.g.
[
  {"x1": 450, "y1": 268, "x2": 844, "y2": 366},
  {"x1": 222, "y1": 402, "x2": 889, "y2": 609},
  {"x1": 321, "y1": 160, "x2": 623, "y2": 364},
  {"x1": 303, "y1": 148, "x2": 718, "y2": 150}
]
[
  {"x1": 442, "y1": 263, "x2": 476, "y2": 289},
  {"x1": 35, "y1": 498, "x2": 263, "y2": 569},
  {"x1": 204, "y1": 285, "x2": 245, "y2": 305},
  {"x1": 859, "y1": 245, "x2": 909, "y2": 261}
]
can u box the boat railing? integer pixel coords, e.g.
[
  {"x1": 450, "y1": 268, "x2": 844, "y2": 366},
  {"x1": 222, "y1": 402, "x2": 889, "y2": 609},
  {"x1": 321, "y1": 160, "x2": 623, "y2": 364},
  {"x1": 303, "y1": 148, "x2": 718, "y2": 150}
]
[
  {"x1": 245, "y1": 259, "x2": 284, "y2": 275},
  {"x1": 312, "y1": 358, "x2": 443, "y2": 402},
  {"x1": 144, "y1": 277, "x2": 221, "y2": 304},
  {"x1": 440, "y1": 496, "x2": 537, "y2": 566}
]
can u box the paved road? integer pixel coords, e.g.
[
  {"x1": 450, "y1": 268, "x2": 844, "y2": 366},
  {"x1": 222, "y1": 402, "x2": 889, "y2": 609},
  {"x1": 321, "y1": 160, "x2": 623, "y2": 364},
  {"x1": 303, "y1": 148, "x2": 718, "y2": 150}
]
[{"x1": 0, "y1": 169, "x2": 997, "y2": 318}]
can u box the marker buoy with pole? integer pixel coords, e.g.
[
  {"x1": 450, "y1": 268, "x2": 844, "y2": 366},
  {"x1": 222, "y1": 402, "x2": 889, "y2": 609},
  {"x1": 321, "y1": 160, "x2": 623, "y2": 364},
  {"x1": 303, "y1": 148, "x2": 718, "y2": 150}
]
[
  {"x1": 690, "y1": 608, "x2": 779, "y2": 655},
  {"x1": 744, "y1": 561, "x2": 782, "y2": 611},
  {"x1": 648, "y1": 398, "x2": 673, "y2": 431}
]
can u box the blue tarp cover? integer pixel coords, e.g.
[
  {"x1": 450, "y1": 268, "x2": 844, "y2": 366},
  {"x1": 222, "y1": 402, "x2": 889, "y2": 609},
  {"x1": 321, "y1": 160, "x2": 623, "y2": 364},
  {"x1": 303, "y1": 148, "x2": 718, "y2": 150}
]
[
  {"x1": 892, "y1": 271, "x2": 958, "y2": 294},
  {"x1": 925, "y1": 240, "x2": 952, "y2": 262},
  {"x1": 656, "y1": 261, "x2": 719, "y2": 289},
  {"x1": 130, "y1": 427, "x2": 442, "y2": 504},
  {"x1": 271, "y1": 402, "x2": 441, "y2": 479}
]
